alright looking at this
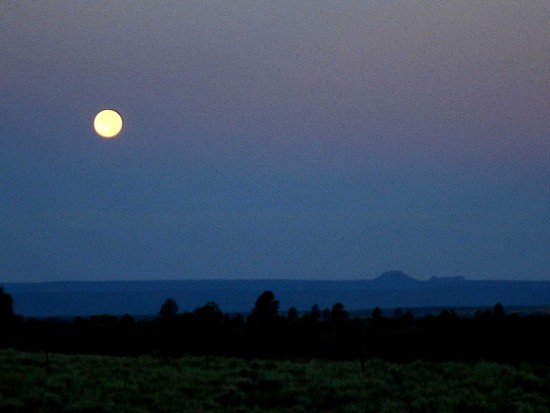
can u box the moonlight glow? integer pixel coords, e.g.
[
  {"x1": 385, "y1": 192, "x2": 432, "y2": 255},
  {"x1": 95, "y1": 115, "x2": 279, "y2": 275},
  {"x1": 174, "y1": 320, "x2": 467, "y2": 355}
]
[{"x1": 94, "y1": 109, "x2": 123, "y2": 138}]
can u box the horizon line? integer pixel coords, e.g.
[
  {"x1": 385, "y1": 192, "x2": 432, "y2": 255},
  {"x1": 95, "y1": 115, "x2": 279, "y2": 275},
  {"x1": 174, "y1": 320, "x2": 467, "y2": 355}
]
[{"x1": 4, "y1": 275, "x2": 550, "y2": 284}]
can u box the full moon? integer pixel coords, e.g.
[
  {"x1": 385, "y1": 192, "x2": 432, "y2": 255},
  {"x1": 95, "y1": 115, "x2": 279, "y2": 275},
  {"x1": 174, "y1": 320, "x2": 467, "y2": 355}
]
[{"x1": 94, "y1": 109, "x2": 123, "y2": 138}]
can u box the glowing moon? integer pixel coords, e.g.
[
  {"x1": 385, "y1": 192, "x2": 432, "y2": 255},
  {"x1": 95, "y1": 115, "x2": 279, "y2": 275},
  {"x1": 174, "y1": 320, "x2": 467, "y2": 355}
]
[{"x1": 94, "y1": 109, "x2": 123, "y2": 138}]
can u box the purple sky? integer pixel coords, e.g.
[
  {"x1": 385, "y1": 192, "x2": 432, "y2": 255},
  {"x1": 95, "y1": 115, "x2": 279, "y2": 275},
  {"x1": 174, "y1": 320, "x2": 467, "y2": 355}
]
[{"x1": 1, "y1": 1, "x2": 549, "y2": 282}]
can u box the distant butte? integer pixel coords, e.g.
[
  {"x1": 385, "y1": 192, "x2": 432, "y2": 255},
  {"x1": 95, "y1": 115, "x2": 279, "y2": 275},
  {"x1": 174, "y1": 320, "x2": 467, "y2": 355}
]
[{"x1": 371, "y1": 271, "x2": 420, "y2": 286}]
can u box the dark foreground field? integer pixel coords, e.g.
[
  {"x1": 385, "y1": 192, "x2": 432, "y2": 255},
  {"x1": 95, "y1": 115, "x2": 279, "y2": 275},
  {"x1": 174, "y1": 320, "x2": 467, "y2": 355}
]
[{"x1": 1, "y1": 349, "x2": 550, "y2": 413}]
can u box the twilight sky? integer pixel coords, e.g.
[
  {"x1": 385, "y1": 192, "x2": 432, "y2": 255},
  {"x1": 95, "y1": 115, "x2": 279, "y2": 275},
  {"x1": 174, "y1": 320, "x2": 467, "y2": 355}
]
[{"x1": 1, "y1": 1, "x2": 549, "y2": 282}]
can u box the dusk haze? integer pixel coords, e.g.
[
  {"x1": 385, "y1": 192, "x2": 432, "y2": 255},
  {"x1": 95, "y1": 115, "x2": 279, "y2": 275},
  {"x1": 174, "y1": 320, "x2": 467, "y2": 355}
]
[
  {"x1": 3, "y1": 4, "x2": 550, "y2": 412},
  {"x1": 1, "y1": 1, "x2": 549, "y2": 283}
]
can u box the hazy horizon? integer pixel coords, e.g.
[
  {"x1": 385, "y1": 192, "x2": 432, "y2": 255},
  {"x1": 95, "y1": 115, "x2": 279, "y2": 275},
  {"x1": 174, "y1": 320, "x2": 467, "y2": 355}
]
[
  {"x1": 2, "y1": 2, "x2": 549, "y2": 283},
  {"x1": 3, "y1": 271, "x2": 548, "y2": 285}
]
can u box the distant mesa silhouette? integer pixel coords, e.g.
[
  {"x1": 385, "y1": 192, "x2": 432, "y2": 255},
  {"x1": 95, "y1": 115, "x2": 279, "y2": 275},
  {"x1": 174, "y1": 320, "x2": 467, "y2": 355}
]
[{"x1": 372, "y1": 271, "x2": 419, "y2": 286}]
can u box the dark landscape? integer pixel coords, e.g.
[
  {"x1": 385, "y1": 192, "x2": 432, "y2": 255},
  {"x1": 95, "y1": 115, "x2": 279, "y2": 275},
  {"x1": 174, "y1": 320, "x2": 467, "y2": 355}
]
[
  {"x1": 2, "y1": 280, "x2": 550, "y2": 412},
  {"x1": 3, "y1": 2, "x2": 550, "y2": 412},
  {"x1": 3, "y1": 349, "x2": 550, "y2": 413},
  {"x1": 6, "y1": 271, "x2": 550, "y2": 318}
]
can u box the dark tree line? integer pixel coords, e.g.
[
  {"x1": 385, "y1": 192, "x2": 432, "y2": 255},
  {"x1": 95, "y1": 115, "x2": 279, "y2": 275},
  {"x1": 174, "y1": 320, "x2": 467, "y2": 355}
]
[{"x1": 1, "y1": 286, "x2": 550, "y2": 364}]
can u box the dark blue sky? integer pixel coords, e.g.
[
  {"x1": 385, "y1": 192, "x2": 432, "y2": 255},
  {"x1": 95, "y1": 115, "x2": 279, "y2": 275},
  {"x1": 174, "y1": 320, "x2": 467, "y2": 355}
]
[{"x1": 1, "y1": 2, "x2": 549, "y2": 282}]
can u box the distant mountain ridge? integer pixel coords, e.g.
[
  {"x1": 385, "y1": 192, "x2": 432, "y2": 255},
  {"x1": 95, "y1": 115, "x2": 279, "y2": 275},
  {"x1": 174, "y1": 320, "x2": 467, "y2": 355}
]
[
  {"x1": 3, "y1": 272, "x2": 550, "y2": 317},
  {"x1": 372, "y1": 270, "x2": 420, "y2": 286}
]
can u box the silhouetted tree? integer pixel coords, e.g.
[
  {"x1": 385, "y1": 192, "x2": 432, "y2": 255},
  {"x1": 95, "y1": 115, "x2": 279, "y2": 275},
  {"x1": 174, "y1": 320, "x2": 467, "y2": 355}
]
[
  {"x1": 194, "y1": 302, "x2": 223, "y2": 368},
  {"x1": 322, "y1": 308, "x2": 330, "y2": 321},
  {"x1": 0, "y1": 287, "x2": 17, "y2": 349},
  {"x1": 159, "y1": 298, "x2": 179, "y2": 318},
  {"x1": 0, "y1": 287, "x2": 14, "y2": 322},
  {"x1": 493, "y1": 302, "x2": 505, "y2": 319},
  {"x1": 330, "y1": 302, "x2": 349, "y2": 321},
  {"x1": 310, "y1": 304, "x2": 321, "y2": 321},
  {"x1": 371, "y1": 306, "x2": 382, "y2": 320},
  {"x1": 251, "y1": 290, "x2": 279, "y2": 323},
  {"x1": 287, "y1": 306, "x2": 299, "y2": 322},
  {"x1": 194, "y1": 301, "x2": 223, "y2": 325},
  {"x1": 247, "y1": 291, "x2": 281, "y2": 358}
]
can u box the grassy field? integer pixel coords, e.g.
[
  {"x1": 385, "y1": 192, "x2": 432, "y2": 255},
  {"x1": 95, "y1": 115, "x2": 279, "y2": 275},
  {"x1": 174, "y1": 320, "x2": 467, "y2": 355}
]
[{"x1": 1, "y1": 349, "x2": 550, "y2": 413}]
